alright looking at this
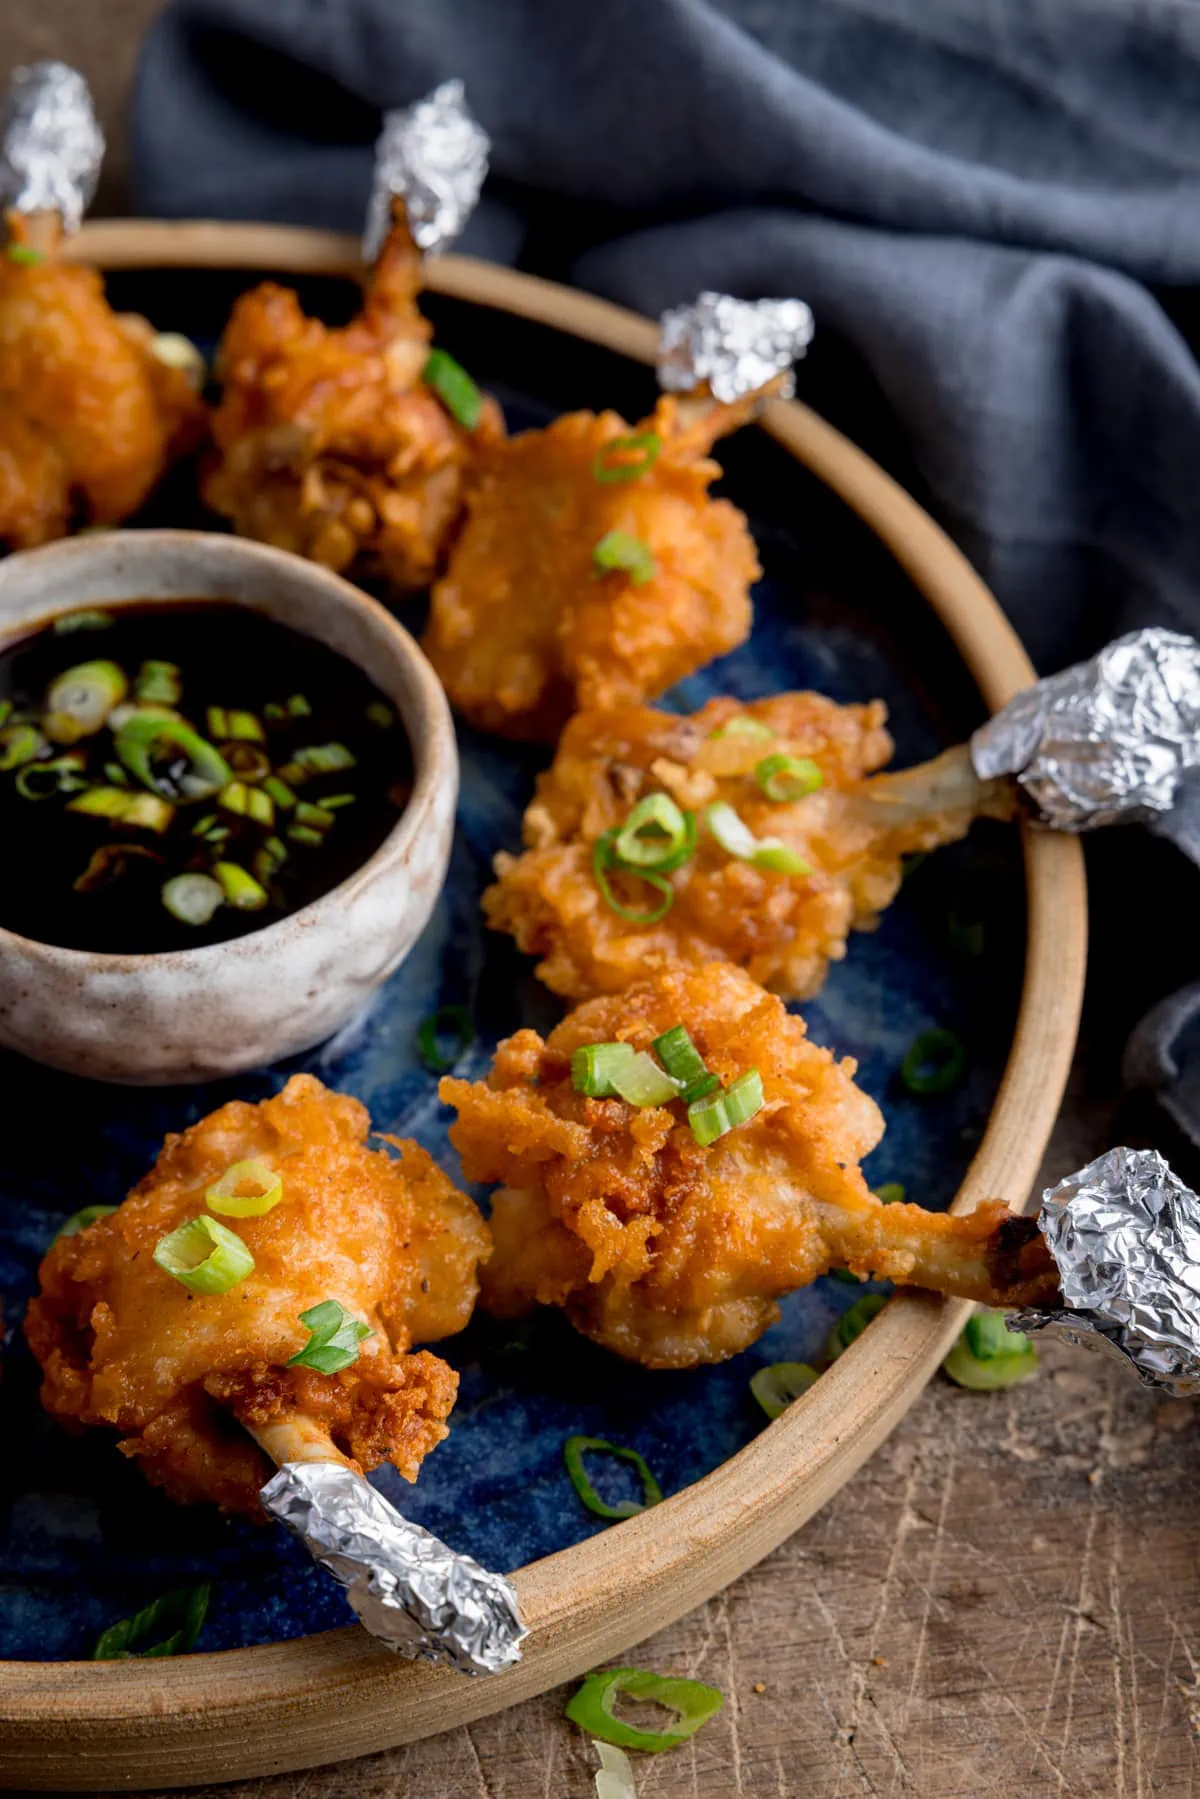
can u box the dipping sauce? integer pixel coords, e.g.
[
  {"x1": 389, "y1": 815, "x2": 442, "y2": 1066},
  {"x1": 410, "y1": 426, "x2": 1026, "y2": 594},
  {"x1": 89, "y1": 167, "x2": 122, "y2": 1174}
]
[{"x1": 0, "y1": 602, "x2": 413, "y2": 953}]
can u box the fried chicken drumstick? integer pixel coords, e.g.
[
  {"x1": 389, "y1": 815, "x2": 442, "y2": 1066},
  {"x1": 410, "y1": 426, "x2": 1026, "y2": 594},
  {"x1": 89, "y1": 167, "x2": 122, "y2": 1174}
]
[
  {"x1": 484, "y1": 692, "x2": 1013, "y2": 1003},
  {"x1": 25, "y1": 1075, "x2": 490, "y2": 1517},
  {"x1": 441, "y1": 964, "x2": 1056, "y2": 1369}
]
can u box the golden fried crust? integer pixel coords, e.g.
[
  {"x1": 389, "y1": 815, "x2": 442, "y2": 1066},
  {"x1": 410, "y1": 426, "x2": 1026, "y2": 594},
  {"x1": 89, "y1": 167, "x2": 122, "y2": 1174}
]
[
  {"x1": 483, "y1": 692, "x2": 999, "y2": 1002},
  {"x1": 422, "y1": 396, "x2": 759, "y2": 740},
  {"x1": 0, "y1": 212, "x2": 205, "y2": 549},
  {"x1": 25, "y1": 1074, "x2": 490, "y2": 1516},
  {"x1": 203, "y1": 215, "x2": 504, "y2": 590}
]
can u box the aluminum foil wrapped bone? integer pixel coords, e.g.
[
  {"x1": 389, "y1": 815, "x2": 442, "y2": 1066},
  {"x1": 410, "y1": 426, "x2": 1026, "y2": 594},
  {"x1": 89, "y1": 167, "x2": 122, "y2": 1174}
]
[
  {"x1": 363, "y1": 79, "x2": 489, "y2": 263},
  {"x1": 1009, "y1": 1148, "x2": 1200, "y2": 1395},
  {"x1": 0, "y1": 62, "x2": 103, "y2": 234},
  {"x1": 657, "y1": 292, "x2": 815, "y2": 404},
  {"x1": 970, "y1": 627, "x2": 1200, "y2": 830},
  {"x1": 261, "y1": 1460, "x2": 526, "y2": 1673}
]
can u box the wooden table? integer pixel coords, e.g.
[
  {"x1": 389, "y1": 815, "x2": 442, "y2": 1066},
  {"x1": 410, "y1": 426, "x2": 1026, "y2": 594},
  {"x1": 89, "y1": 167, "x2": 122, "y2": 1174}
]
[{"x1": 3, "y1": 12, "x2": 1198, "y2": 1794}]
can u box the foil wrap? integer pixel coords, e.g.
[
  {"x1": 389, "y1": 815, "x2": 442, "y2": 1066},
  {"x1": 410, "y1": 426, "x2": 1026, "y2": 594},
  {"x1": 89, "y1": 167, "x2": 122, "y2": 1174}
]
[
  {"x1": 1010, "y1": 1148, "x2": 1200, "y2": 1395},
  {"x1": 658, "y1": 292, "x2": 814, "y2": 403},
  {"x1": 363, "y1": 78, "x2": 489, "y2": 262},
  {"x1": 261, "y1": 1460, "x2": 526, "y2": 1674},
  {"x1": 970, "y1": 627, "x2": 1200, "y2": 830},
  {"x1": 0, "y1": 61, "x2": 103, "y2": 234}
]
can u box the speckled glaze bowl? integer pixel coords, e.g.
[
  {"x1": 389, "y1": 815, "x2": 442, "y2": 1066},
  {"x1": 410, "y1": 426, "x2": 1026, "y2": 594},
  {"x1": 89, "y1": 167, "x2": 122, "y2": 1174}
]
[{"x1": 0, "y1": 531, "x2": 458, "y2": 1084}]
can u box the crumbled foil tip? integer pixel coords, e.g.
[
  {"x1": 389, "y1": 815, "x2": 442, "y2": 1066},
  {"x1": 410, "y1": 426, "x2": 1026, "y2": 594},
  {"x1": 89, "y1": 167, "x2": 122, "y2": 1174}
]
[
  {"x1": 970, "y1": 627, "x2": 1200, "y2": 830},
  {"x1": 1010, "y1": 1148, "x2": 1200, "y2": 1395},
  {"x1": 657, "y1": 292, "x2": 814, "y2": 404},
  {"x1": 0, "y1": 61, "x2": 103, "y2": 234},
  {"x1": 261, "y1": 1460, "x2": 526, "y2": 1674},
  {"x1": 363, "y1": 78, "x2": 489, "y2": 262}
]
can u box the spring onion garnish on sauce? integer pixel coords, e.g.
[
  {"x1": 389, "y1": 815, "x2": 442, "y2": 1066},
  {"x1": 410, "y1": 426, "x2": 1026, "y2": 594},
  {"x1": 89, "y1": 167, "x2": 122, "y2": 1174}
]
[
  {"x1": 55, "y1": 1203, "x2": 118, "y2": 1240},
  {"x1": 154, "y1": 1216, "x2": 254, "y2": 1295},
  {"x1": 592, "y1": 832, "x2": 675, "y2": 924},
  {"x1": 750, "y1": 1361, "x2": 819, "y2": 1420},
  {"x1": 592, "y1": 529, "x2": 656, "y2": 586},
  {"x1": 116, "y1": 713, "x2": 231, "y2": 803},
  {"x1": 53, "y1": 609, "x2": 113, "y2": 635},
  {"x1": 92, "y1": 1582, "x2": 211, "y2": 1661},
  {"x1": 754, "y1": 752, "x2": 823, "y2": 801},
  {"x1": 136, "y1": 660, "x2": 182, "y2": 706},
  {"x1": 206, "y1": 1158, "x2": 284, "y2": 1218},
  {"x1": 688, "y1": 1068, "x2": 764, "y2": 1147},
  {"x1": 612, "y1": 794, "x2": 694, "y2": 872},
  {"x1": 262, "y1": 775, "x2": 296, "y2": 810},
  {"x1": 214, "y1": 862, "x2": 269, "y2": 910},
  {"x1": 825, "y1": 1292, "x2": 888, "y2": 1361},
  {"x1": 704, "y1": 801, "x2": 810, "y2": 875},
  {"x1": 161, "y1": 872, "x2": 224, "y2": 926},
  {"x1": 900, "y1": 1028, "x2": 965, "y2": 1095},
  {"x1": 43, "y1": 660, "x2": 128, "y2": 743},
  {"x1": 417, "y1": 1004, "x2": 476, "y2": 1073},
  {"x1": 287, "y1": 1299, "x2": 374, "y2": 1374},
  {"x1": 68, "y1": 787, "x2": 174, "y2": 833},
  {"x1": 563, "y1": 1436, "x2": 663, "y2": 1521},
  {"x1": 708, "y1": 714, "x2": 774, "y2": 742},
  {"x1": 591, "y1": 430, "x2": 662, "y2": 484},
  {"x1": 423, "y1": 347, "x2": 483, "y2": 430},
  {"x1": 566, "y1": 1668, "x2": 725, "y2": 1754},
  {"x1": 15, "y1": 754, "x2": 87, "y2": 800},
  {"x1": 0, "y1": 723, "x2": 42, "y2": 769},
  {"x1": 943, "y1": 1310, "x2": 1038, "y2": 1391}
]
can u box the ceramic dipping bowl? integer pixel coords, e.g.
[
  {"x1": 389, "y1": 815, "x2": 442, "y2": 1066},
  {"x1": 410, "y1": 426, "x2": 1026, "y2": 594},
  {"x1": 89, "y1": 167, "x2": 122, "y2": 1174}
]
[{"x1": 0, "y1": 530, "x2": 458, "y2": 1085}]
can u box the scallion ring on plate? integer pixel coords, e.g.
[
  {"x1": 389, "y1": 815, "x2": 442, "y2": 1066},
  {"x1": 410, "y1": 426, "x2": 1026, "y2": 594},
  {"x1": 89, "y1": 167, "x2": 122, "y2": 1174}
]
[
  {"x1": 703, "y1": 801, "x2": 810, "y2": 875},
  {"x1": 591, "y1": 430, "x2": 662, "y2": 484},
  {"x1": 688, "y1": 1068, "x2": 764, "y2": 1147},
  {"x1": 754, "y1": 752, "x2": 823, "y2": 801},
  {"x1": 43, "y1": 660, "x2": 128, "y2": 743},
  {"x1": 55, "y1": 1203, "x2": 118, "y2": 1240},
  {"x1": 287, "y1": 1299, "x2": 374, "y2": 1374},
  {"x1": 115, "y1": 713, "x2": 230, "y2": 803},
  {"x1": 612, "y1": 793, "x2": 692, "y2": 871},
  {"x1": 92, "y1": 1581, "x2": 211, "y2": 1661},
  {"x1": 565, "y1": 1667, "x2": 725, "y2": 1753},
  {"x1": 563, "y1": 1435, "x2": 663, "y2": 1521},
  {"x1": 153, "y1": 1216, "x2": 254, "y2": 1295},
  {"x1": 592, "y1": 529, "x2": 656, "y2": 586},
  {"x1": 900, "y1": 1027, "x2": 966, "y2": 1095},
  {"x1": 943, "y1": 1310, "x2": 1038, "y2": 1391},
  {"x1": 206, "y1": 1158, "x2": 284, "y2": 1218},
  {"x1": 417, "y1": 1004, "x2": 476, "y2": 1073},
  {"x1": 824, "y1": 1292, "x2": 888, "y2": 1362},
  {"x1": 750, "y1": 1361, "x2": 819, "y2": 1420},
  {"x1": 592, "y1": 831, "x2": 675, "y2": 923}
]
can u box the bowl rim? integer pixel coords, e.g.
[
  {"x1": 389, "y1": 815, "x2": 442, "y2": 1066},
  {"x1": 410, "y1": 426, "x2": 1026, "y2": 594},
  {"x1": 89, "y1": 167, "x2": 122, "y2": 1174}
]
[{"x1": 0, "y1": 528, "x2": 457, "y2": 968}]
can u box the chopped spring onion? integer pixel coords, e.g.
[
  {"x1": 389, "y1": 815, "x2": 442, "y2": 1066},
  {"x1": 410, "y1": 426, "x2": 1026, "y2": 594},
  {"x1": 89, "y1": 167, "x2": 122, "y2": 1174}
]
[
  {"x1": 287, "y1": 1299, "x2": 374, "y2": 1373},
  {"x1": 219, "y1": 780, "x2": 274, "y2": 826},
  {"x1": 43, "y1": 660, "x2": 128, "y2": 743},
  {"x1": 53, "y1": 608, "x2": 113, "y2": 634},
  {"x1": 103, "y1": 760, "x2": 130, "y2": 786},
  {"x1": 207, "y1": 1158, "x2": 284, "y2": 1218},
  {"x1": 592, "y1": 832, "x2": 675, "y2": 924},
  {"x1": 135, "y1": 660, "x2": 182, "y2": 707},
  {"x1": 116, "y1": 713, "x2": 230, "y2": 803},
  {"x1": 224, "y1": 742, "x2": 272, "y2": 783},
  {"x1": 291, "y1": 742, "x2": 356, "y2": 775},
  {"x1": 610, "y1": 1050, "x2": 683, "y2": 1108},
  {"x1": 423, "y1": 347, "x2": 483, "y2": 429},
  {"x1": 704, "y1": 801, "x2": 810, "y2": 875},
  {"x1": 943, "y1": 1309, "x2": 1038, "y2": 1391},
  {"x1": 651, "y1": 1025, "x2": 708, "y2": 1091},
  {"x1": 900, "y1": 1028, "x2": 965, "y2": 1096},
  {"x1": 708, "y1": 715, "x2": 774, "y2": 742},
  {"x1": 750, "y1": 1361, "x2": 819, "y2": 1420},
  {"x1": 592, "y1": 1741, "x2": 636, "y2": 1799},
  {"x1": 287, "y1": 693, "x2": 312, "y2": 718},
  {"x1": 563, "y1": 1435, "x2": 663, "y2": 1520},
  {"x1": 287, "y1": 823, "x2": 325, "y2": 847},
  {"x1": 148, "y1": 332, "x2": 206, "y2": 384},
  {"x1": 254, "y1": 835, "x2": 288, "y2": 883},
  {"x1": 320, "y1": 792, "x2": 356, "y2": 810},
  {"x1": 366, "y1": 701, "x2": 393, "y2": 729},
  {"x1": 688, "y1": 1067, "x2": 763, "y2": 1147},
  {"x1": 592, "y1": 529, "x2": 656, "y2": 585},
  {"x1": 92, "y1": 1582, "x2": 211, "y2": 1661},
  {"x1": 73, "y1": 843, "x2": 161, "y2": 892},
  {"x1": 262, "y1": 775, "x2": 296, "y2": 810},
  {"x1": 208, "y1": 706, "x2": 263, "y2": 743},
  {"x1": 68, "y1": 787, "x2": 174, "y2": 833},
  {"x1": 214, "y1": 862, "x2": 269, "y2": 910},
  {"x1": 294, "y1": 800, "x2": 335, "y2": 831},
  {"x1": 14, "y1": 754, "x2": 87, "y2": 799},
  {"x1": 207, "y1": 706, "x2": 228, "y2": 739},
  {"x1": 572, "y1": 1041, "x2": 636, "y2": 1097},
  {"x1": 154, "y1": 1215, "x2": 254, "y2": 1295},
  {"x1": 824, "y1": 1292, "x2": 888, "y2": 1361},
  {"x1": 592, "y1": 430, "x2": 662, "y2": 484},
  {"x1": 263, "y1": 700, "x2": 284, "y2": 723},
  {"x1": 873, "y1": 1182, "x2": 906, "y2": 1206},
  {"x1": 6, "y1": 243, "x2": 44, "y2": 266},
  {"x1": 565, "y1": 1667, "x2": 724, "y2": 1754},
  {"x1": 754, "y1": 752, "x2": 823, "y2": 802},
  {"x1": 417, "y1": 1004, "x2": 475, "y2": 1073},
  {"x1": 108, "y1": 700, "x2": 177, "y2": 733},
  {"x1": 55, "y1": 1203, "x2": 118, "y2": 1239},
  {"x1": 612, "y1": 793, "x2": 693, "y2": 872},
  {"x1": 162, "y1": 872, "x2": 224, "y2": 926},
  {"x1": 0, "y1": 700, "x2": 9, "y2": 728},
  {"x1": 0, "y1": 723, "x2": 43, "y2": 769}
]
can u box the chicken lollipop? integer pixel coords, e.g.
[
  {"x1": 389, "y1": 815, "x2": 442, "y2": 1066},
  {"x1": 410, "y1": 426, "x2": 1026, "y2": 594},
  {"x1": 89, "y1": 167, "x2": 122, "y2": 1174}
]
[
  {"x1": 203, "y1": 82, "x2": 503, "y2": 591},
  {"x1": 422, "y1": 293, "x2": 814, "y2": 740},
  {"x1": 26, "y1": 1074, "x2": 491, "y2": 1517},
  {"x1": 441, "y1": 963, "x2": 1054, "y2": 1369},
  {"x1": 0, "y1": 65, "x2": 205, "y2": 551}
]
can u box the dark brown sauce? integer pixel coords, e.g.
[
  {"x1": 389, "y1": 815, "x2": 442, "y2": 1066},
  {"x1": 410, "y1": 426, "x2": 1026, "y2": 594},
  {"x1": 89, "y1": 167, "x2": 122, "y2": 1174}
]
[{"x1": 0, "y1": 602, "x2": 413, "y2": 953}]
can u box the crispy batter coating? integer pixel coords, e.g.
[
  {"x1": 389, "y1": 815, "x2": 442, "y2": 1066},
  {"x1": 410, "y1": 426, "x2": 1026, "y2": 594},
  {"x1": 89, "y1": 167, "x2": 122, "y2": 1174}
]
[
  {"x1": 484, "y1": 692, "x2": 1013, "y2": 1002},
  {"x1": 442, "y1": 963, "x2": 1056, "y2": 1369},
  {"x1": 0, "y1": 213, "x2": 205, "y2": 550},
  {"x1": 25, "y1": 1074, "x2": 490, "y2": 1517},
  {"x1": 422, "y1": 393, "x2": 762, "y2": 739},
  {"x1": 203, "y1": 208, "x2": 503, "y2": 590}
]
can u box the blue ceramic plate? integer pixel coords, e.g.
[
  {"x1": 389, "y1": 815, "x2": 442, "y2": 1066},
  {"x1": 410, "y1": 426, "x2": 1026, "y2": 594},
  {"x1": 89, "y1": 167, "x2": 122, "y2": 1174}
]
[{"x1": 0, "y1": 275, "x2": 1024, "y2": 1660}]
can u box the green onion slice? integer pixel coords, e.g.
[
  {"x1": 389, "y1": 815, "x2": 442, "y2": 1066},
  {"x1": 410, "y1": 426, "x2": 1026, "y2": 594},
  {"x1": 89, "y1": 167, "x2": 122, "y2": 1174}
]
[
  {"x1": 53, "y1": 608, "x2": 113, "y2": 634},
  {"x1": 135, "y1": 660, "x2": 182, "y2": 707},
  {"x1": 651, "y1": 1024, "x2": 708, "y2": 1090},
  {"x1": 704, "y1": 801, "x2": 810, "y2": 875},
  {"x1": 154, "y1": 1216, "x2": 254, "y2": 1295},
  {"x1": 900, "y1": 1028, "x2": 965, "y2": 1096},
  {"x1": 754, "y1": 752, "x2": 823, "y2": 802},
  {"x1": 592, "y1": 832, "x2": 675, "y2": 923},
  {"x1": 688, "y1": 1068, "x2": 764, "y2": 1147},
  {"x1": 423, "y1": 347, "x2": 483, "y2": 429},
  {"x1": 254, "y1": 835, "x2": 288, "y2": 883},
  {"x1": 825, "y1": 1292, "x2": 888, "y2": 1361},
  {"x1": 294, "y1": 800, "x2": 334, "y2": 830},
  {"x1": 92, "y1": 1582, "x2": 211, "y2": 1661},
  {"x1": 610, "y1": 1051, "x2": 682, "y2": 1108},
  {"x1": 207, "y1": 1158, "x2": 283, "y2": 1218},
  {"x1": 943, "y1": 1310, "x2": 1038, "y2": 1391},
  {"x1": 291, "y1": 742, "x2": 356, "y2": 775},
  {"x1": 162, "y1": 873, "x2": 224, "y2": 927},
  {"x1": 708, "y1": 715, "x2": 774, "y2": 742},
  {"x1": 873, "y1": 1182, "x2": 906, "y2": 1206},
  {"x1": 366, "y1": 701, "x2": 393, "y2": 729},
  {"x1": 44, "y1": 660, "x2": 128, "y2": 742},
  {"x1": 287, "y1": 823, "x2": 325, "y2": 847},
  {"x1": 592, "y1": 529, "x2": 656, "y2": 586},
  {"x1": 572, "y1": 1041, "x2": 636, "y2": 1098},
  {"x1": 68, "y1": 787, "x2": 174, "y2": 833},
  {"x1": 320, "y1": 792, "x2": 356, "y2": 810},
  {"x1": 214, "y1": 862, "x2": 269, "y2": 910},
  {"x1": 750, "y1": 1361, "x2": 819, "y2": 1420},
  {"x1": 417, "y1": 1004, "x2": 475, "y2": 1073},
  {"x1": 287, "y1": 693, "x2": 312, "y2": 718},
  {"x1": 226, "y1": 709, "x2": 265, "y2": 742},
  {"x1": 287, "y1": 1299, "x2": 374, "y2": 1374},
  {"x1": 55, "y1": 1203, "x2": 118, "y2": 1240},
  {"x1": 14, "y1": 754, "x2": 87, "y2": 799},
  {"x1": 591, "y1": 430, "x2": 662, "y2": 484},
  {"x1": 592, "y1": 1742, "x2": 636, "y2": 1799},
  {"x1": 6, "y1": 243, "x2": 45, "y2": 266},
  {"x1": 116, "y1": 713, "x2": 230, "y2": 803},
  {"x1": 262, "y1": 776, "x2": 296, "y2": 810},
  {"x1": 0, "y1": 701, "x2": 9, "y2": 729},
  {"x1": 565, "y1": 1667, "x2": 724, "y2": 1754},
  {"x1": 563, "y1": 1435, "x2": 663, "y2": 1521},
  {"x1": 612, "y1": 793, "x2": 692, "y2": 871},
  {"x1": 0, "y1": 723, "x2": 43, "y2": 769}
]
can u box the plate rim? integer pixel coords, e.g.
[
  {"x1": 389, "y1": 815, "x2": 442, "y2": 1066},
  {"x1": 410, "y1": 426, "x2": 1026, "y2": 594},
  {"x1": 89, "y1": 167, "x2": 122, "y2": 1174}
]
[{"x1": 0, "y1": 219, "x2": 1088, "y2": 1790}]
